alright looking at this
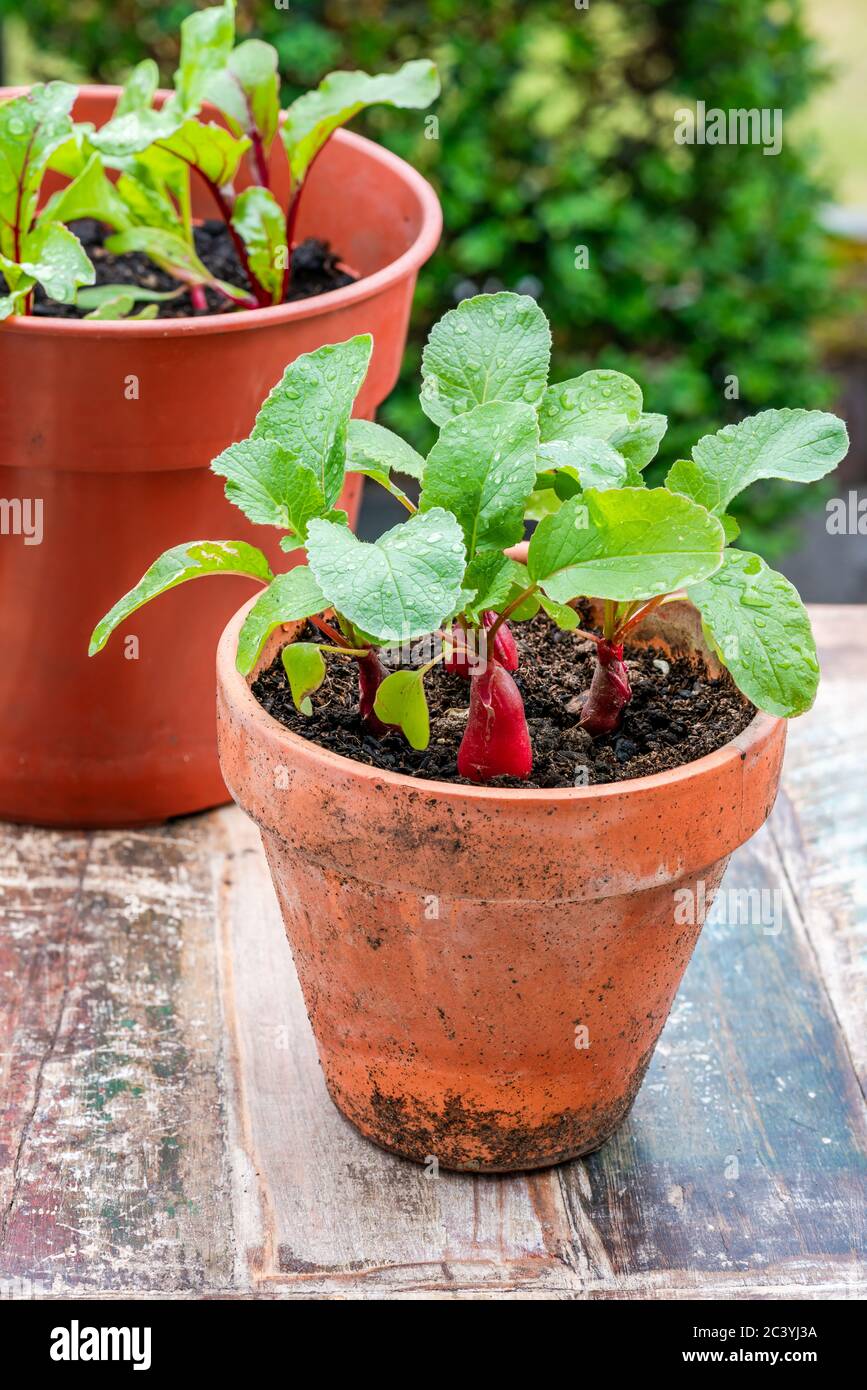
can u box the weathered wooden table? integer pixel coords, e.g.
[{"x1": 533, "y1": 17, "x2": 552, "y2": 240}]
[{"x1": 1, "y1": 607, "x2": 864, "y2": 1300}]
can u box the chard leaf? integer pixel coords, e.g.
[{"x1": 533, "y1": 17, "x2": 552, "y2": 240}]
[
  {"x1": 116, "y1": 59, "x2": 160, "y2": 116},
  {"x1": 0, "y1": 82, "x2": 77, "y2": 262},
  {"x1": 528, "y1": 488, "x2": 725, "y2": 604},
  {"x1": 537, "y1": 437, "x2": 627, "y2": 491},
  {"x1": 687, "y1": 549, "x2": 819, "y2": 718},
  {"x1": 84, "y1": 294, "x2": 157, "y2": 320},
  {"x1": 539, "y1": 370, "x2": 642, "y2": 445},
  {"x1": 174, "y1": 0, "x2": 237, "y2": 116},
  {"x1": 236, "y1": 566, "x2": 327, "y2": 674},
  {"x1": 251, "y1": 336, "x2": 373, "y2": 508},
  {"x1": 46, "y1": 125, "x2": 95, "y2": 179},
  {"x1": 373, "y1": 670, "x2": 431, "y2": 750},
  {"x1": 154, "y1": 119, "x2": 251, "y2": 188},
  {"x1": 419, "y1": 400, "x2": 539, "y2": 555},
  {"x1": 281, "y1": 642, "x2": 326, "y2": 716},
  {"x1": 346, "y1": 418, "x2": 425, "y2": 482},
  {"x1": 211, "y1": 437, "x2": 328, "y2": 537},
  {"x1": 76, "y1": 282, "x2": 181, "y2": 310},
  {"x1": 7, "y1": 221, "x2": 94, "y2": 304},
  {"x1": 306, "y1": 508, "x2": 466, "y2": 643},
  {"x1": 0, "y1": 281, "x2": 33, "y2": 320},
  {"x1": 206, "y1": 39, "x2": 280, "y2": 151},
  {"x1": 420, "y1": 292, "x2": 551, "y2": 426},
  {"x1": 462, "y1": 550, "x2": 523, "y2": 620},
  {"x1": 610, "y1": 412, "x2": 667, "y2": 470},
  {"x1": 231, "y1": 186, "x2": 285, "y2": 304},
  {"x1": 666, "y1": 409, "x2": 849, "y2": 515},
  {"x1": 115, "y1": 147, "x2": 185, "y2": 233},
  {"x1": 89, "y1": 540, "x2": 273, "y2": 655},
  {"x1": 40, "y1": 152, "x2": 132, "y2": 231},
  {"x1": 105, "y1": 226, "x2": 249, "y2": 303},
  {"x1": 116, "y1": 172, "x2": 179, "y2": 232},
  {"x1": 283, "y1": 59, "x2": 439, "y2": 189},
  {"x1": 88, "y1": 107, "x2": 184, "y2": 159}
]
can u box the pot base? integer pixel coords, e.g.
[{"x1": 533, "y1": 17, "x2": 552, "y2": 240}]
[{"x1": 324, "y1": 1062, "x2": 650, "y2": 1173}]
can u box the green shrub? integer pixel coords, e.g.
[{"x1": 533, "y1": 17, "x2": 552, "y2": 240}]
[{"x1": 2, "y1": 0, "x2": 840, "y2": 552}]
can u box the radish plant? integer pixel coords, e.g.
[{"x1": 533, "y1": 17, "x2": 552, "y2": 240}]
[
  {"x1": 1, "y1": 0, "x2": 438, "y2": 320},
  {"x1": 91, "y1": 293, "x2": 848, "y2": 784}
]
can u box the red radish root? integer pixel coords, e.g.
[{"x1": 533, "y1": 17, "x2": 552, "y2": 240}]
[
  {"x1": 458, "y1": 662, "x2": 533, "y2": 782},
  {"x1": 579, "y1": 639, "x2": 632, "y2": 737}
]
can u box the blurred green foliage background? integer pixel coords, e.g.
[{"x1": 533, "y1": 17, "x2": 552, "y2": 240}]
[{"x1": 0, "y1": 0, "x2": 853, "y2": 553}]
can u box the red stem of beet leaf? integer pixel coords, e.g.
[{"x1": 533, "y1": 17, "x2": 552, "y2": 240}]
[
  {"x1": 250, "y1": 132, "x2": 269, "y2": 189},
  {"x1": 281, "y1": 137, "x2": 332, "y2": 302},
  {"x1": 201, "y1": 173, "x2": 272, "y2": 308}
]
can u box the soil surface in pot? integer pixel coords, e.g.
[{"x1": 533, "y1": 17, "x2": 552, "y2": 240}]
[
  {"x1": 251, "y1": 612, "x2": 755, "y2": 788},
  {"x1": 3, "y1": 219, "x2": 356, "y2": 318}
]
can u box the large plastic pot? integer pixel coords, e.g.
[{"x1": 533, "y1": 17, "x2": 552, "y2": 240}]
[
  {"x1": 0, "y1": 86, "x2": 441, "y2": 827},
  {"x1": 216, "y1": 597, "x2": 786, "y2": 1172}
]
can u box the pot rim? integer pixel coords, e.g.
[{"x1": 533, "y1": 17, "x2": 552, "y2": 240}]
[
  {"x1": 218, "y1": 595, "x2": 784, "y2": 806},
  {"x1": 0, "y1": 85, "x2": 442, "y2": 339}
]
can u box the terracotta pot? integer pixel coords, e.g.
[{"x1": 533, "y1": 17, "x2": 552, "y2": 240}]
[
  {"x1": 216, "y1": 597, "x2": 786, "y2": 1172},
  {"x1": 0, "y1": 86, "x2": 441, "y2": 828}
]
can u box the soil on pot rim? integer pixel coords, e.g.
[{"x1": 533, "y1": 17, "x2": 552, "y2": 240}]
[
  {"x1": 251, "y1": 612, "x2": 756, "y2": 789},
  {"x1": 2, "y1": 219, "x2": 357, "y2": 318}
]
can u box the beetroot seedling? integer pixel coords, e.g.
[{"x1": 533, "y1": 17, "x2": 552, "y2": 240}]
[{"x1": 2, "y1": 1, "x2": 438, "y2": 320}]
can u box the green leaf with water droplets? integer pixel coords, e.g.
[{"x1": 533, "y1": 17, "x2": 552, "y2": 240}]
[
  {"x1": 420, "y1": 400, "x2": 539, "y2": 555},
  {"x1": 527, "y1": 489, "x2": 725, "y2": 604},
  {"x1": 462, "y1": 550, "x2": 524, "y2": 621},
  {"x1": 420, "y1": 292, "x2": 551, "y2": 426},
  {"x1": 666, "y1": 409, "x2": 849, "y2": 515},
  {"x1": 306, "y1": 508, "x2": 466, "y2": 643},
  {"x1": 609, "y1": 412, "x2": 667, "y2": 470},
  {"x1": 538, "y1": 370, "x2": 643, "y2": 445},
  {"x1": 251, "y1": 336, "x2": 372, "y2": 508},
  {"x1": 4, "y1": 221, "x2": 94, "y2": 304},
  {"x1": 211, "y1": 437, "x2": 329, "y2": 537},
  {"x1": 89, "y1": 540, "x2": 273, "y2": 655},
  {"x1": 687, "y1": 549, "x2": 819, "y2": 717},
  {"x1": 536, "y1": 437, "x2": 627, "y2": 492},
  {"x1": 236, "y1": 566, "x2": 327, "y2": 675},
  {"x1": 282, "y1": 58, "x2": 439, "y2": 188}
]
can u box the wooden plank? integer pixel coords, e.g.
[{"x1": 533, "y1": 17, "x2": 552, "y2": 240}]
[
  {"x1": 768, "y1": 606, "x2": 867, "y2": 1086},
  {"x1": 0, "y1": 822, "x2": 235, "y2": 1294},
  {"x1": 557, "y1": 825, "x2": 865, "y2": 1294},
  {"x1": 212, "y1": 806, "x2": 583, "y2": 1296},
  {"x1": 1, "y1": 604, "x2": 863, "y2": 1298},
  {"x1": 555, "y1": 606, "x2": 866, "y2": 1295}
]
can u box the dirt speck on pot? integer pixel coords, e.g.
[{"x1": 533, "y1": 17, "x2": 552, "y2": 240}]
[{"x1": 251, "y1": 611, "x2": 755, "y2": 788}]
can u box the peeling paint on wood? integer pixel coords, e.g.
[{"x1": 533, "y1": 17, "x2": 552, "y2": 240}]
[{"x1": 0, "y1": 606, "x2": 864, "y2": 1298}]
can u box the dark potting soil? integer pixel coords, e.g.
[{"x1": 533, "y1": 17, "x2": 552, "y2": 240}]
[
  {"x1": 5, "y1": 219, "x2": 357, "y2": 319},
  {"x1": 251, "y1": 612, "x2": 755, "y2": 789}
]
